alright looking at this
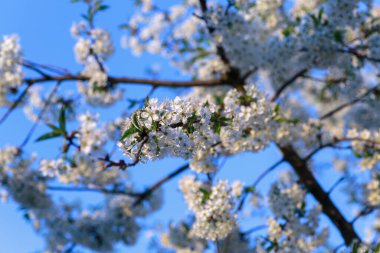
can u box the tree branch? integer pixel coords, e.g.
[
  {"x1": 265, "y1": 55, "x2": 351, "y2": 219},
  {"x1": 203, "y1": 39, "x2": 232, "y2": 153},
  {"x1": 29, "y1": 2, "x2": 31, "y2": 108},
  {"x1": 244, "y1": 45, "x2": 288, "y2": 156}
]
[
  {"x1": 133, "y1": 163, "x2": 189, "y2": 206},
  {"x1": 19, "y1": 81, "x2": 62, "y2": 148},
  {"x1": 0, "y1": 83, "x2": 33, "y2": 125},
  {"x1": 236, "y1": 159, "x2": 284, "y2": 212},
  {"x1": 278, "y1": 144, "x2": 360, "y2": 245},
  {"x1": 47, "y1": 185, "x2": 140, "y2": 197},
  {"x1": 320, "y1": 85, "x2": 380, "y2": 120},
  {"x1": 23, "y1": 74, "x2": 225, "y2": 87},
  {"x1": 271, "y1": 68, "x2": 308, "y2": 101}
]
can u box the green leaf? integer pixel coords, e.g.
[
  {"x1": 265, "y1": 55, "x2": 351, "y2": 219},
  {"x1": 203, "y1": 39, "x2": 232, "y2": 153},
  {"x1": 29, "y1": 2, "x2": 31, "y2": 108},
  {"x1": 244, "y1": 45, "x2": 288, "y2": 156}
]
[
  {"x1": 244, "y1": 186, "x2": 255, "y2": 193},
  {"x1": 274, "y1": 104, "x2": 281, "y2": 115},
  {"x1": 151, "y1": 120, "x2": 159, "y2": 132},
  {"x1": 81, "y1": 14, "x2": 89, "y2": 21},
  {"x1": 59, "y1": 106, "x2": 66, "y2": 133},
  {"x1": 119, "y1": 24, "x2": 130, "y2": 30},
  {"x1": 46, "y1": 123, "x2": 61, "y2": 132},
  {"x1": 189, "y1": 51, "x2": 210, "y2": 64},
  {"x1": 98, "y1": 5, "x2": 109, "y2": 11},
  {"x1": 333, "y1": 30, "x2": 344, "y2": 43},
  {"x1": 131, "y1": 113, "x2": 141, "y2": 131},
  {"x1": 352, "y1": 242, "x2": 359, "y2": 253},
  {"x1": 152, "y1": 135, "x2": 160, "y2": 155},
  {"x1": 283, "y1": 26, "x2": 295, "y2": 37},
  {"x1": 35, "y1": 131, "x2": 63, "y2": 142},
  {"x1": 374, "y1": 243, "x2": 380, "y2": 253},
  {"x1": 127, "y1": 99, "x2": 138, "y2": 109},
  {"x1": 215, "y1": 95, "x2": 225, "y2": 106},
  {"x1": 211, "y1": 112, "x2": 231, "y2": 134},
  {"x1": 120, "y1": 125, "x2": 139, "y2": 140},
  {"x1": 199, "y1": 188, "x2": 211, "y2": 203},
  {"x1": 145, "y1": 96, "x2": 150, "y2": 107}
]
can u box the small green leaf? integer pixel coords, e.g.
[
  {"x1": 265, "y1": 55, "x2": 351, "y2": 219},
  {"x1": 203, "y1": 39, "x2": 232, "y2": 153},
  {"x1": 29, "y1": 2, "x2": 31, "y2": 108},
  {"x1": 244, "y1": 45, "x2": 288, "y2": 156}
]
[
  {"x1": 35, "y1": 131, "x2": 63, "y2": 142},
  {"x1": 374, "y1": 243, "x2": 380, "y2": 253},
  {"x1": 120, "y1": 126, "x2": 139, "y2": 140},
  {"x1": 283, "y1": 26, "x2": 295, "y2": 37},
  {"x1": 119, "y1": 24, "x2": 130, "y2": 30},
  {"x1": 333, "y1": 30, "x2": 344, "y2": 43},
  {"x1": 46, "y1": 123, "x2": 61, "y2": 132},
  {"x1": 352, "y1": 242, "x2": 359, "y2": 253},
  {"x1": 244, "y1": 186, "x2": 255, "y2": 193},
  {"x1": 131, "y1": 113, "x2": 141, "y2": 131},
  {"x1": 274, "y1": 104, "x2": 281, "y2": 115},
  {"x1": 127, "y1": 99, "x2": 138, "y2": 109},
  {"x1": 199, "y1": 188, "x2": 211, "y2": 202},
  {"x1": 152, "y1": 135, "x2": 160, "y2": 155},
  {"x1": 211, "y1": 112, "x2": 231, "y2": 134},
  {"x1": 81, "y1": 14, "x2": 89, "y2": 21},
  {"x1": 59, "y1": 106, "x2": 66, "y2": 133},
  {"x1": 145, "y1": 96, "x2": 150, "y2": 107},
  {"x1": 98, "y1": 5, "x2": 109, "y2": 11}
]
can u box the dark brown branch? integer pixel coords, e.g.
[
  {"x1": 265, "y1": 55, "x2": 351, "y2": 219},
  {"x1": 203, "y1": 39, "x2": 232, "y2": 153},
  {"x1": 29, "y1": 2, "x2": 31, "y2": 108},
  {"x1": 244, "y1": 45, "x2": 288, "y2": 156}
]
[
  {"x1": 23, "y1": 74, "x2": 225, "y2": 87},
  {"x1": 278, "y1": 144, "x2": 360, "y2": 245},
  {"x1": 271, "y1": 68, "x2": 308, "y2": 101},
  {"x1": 133, "y1": 163, "x2": 189, "y2": 206},
  {"x1": 199, "y1": 0, "x2": 208, "y2": 13},
  {"x1": 198, "y1": 0, "x2": 243, "y2": 86},
  {"x1": 101, "y1": 138, "x2": 148, "y2": 170}
]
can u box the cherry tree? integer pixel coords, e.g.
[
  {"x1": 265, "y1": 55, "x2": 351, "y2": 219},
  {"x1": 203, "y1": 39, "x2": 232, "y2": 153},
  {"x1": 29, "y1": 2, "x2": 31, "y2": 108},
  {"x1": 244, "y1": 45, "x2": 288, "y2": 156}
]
[{"x1": 1, "y1": 0, "x2": 380, "y2": 252}]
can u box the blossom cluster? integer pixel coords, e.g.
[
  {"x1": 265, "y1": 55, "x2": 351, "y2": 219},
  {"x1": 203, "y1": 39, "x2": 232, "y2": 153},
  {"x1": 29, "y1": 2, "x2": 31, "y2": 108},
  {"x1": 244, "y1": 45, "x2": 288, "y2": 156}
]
[
  {"x1": 366, "y1": 173, "x2": 380, "y2": 206},
  {"x1": 3, "y1": 0, "x2": 380, "y2": 252},
  {"x1": 160, "y1": 221, "x2": 207, "y2": 253},
  {"x1": 0, "y1": 35, "x2": 23, "y2": 105},
  {"x1": 346, "y1": 129, "x2": 380, "y2": 170},
  {"x1": 71, "y1": 22, "x2": 114, "y2": 64},
  {"x1": 23, "y1": 85, "x2": 78, "y2": 123},
  {"x1": 256, "y1": 173, "x2": 328, "y2": 252},
  {"x1": 71, "y1": 22, "x2": 122, "y2": 106},
  {"x1": 179, "y1": 175, "x2": 242, "y2": 241},
  {"x1": 0, "y1": 145, "x2": 162, "y2": 252},
  {"x1": 118, "y1": 85, "x2": 276, "y2": 173},
  {"x1": 39, "y1": 112, "x2": 123, "y2": 186}
]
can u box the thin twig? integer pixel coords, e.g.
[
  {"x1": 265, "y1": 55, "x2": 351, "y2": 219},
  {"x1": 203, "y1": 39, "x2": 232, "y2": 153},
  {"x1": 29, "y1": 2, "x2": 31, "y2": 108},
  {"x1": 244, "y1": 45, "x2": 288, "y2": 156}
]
[
  {"x1": 271, "y1": 68, "x2": 308, "y2": 101},
  {"x1": 351, "y1": 205, "x2": 378, "y2": 224},
  {"x1": 133, "y1": 163, "x2": 189, "y2": 206},
  {"x1": 320, "y1": 85, "x2": 380, "y2": 120},
  {"x1": 240, "y1": 225, "x2": 267, "y2": 236},
  {"x1": 0, "y1": 83, "x2": 33, "y2": 125},
  {"x1": 327, "y1": 177, "x2": 345, "y2": 195},
  {"x1": 47, "y1": 185, "x2": 140, "y2": 197},
  {"x1": 19, "y1": 81, "x2": 61, "y2": 148},
  {"x1": 22, "y1": 59, "x2": 70, "y2": 75},
  {"x1": 236, "y1": 159, "x2": 284, "y2": 212}
]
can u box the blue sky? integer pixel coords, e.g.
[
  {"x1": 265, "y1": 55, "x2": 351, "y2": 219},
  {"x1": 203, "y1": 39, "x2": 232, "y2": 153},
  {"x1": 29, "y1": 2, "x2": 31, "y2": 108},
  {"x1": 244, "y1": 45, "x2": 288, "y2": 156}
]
[{"x1": 0, "y1": 1, "x2": 373, "y2": 252}]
